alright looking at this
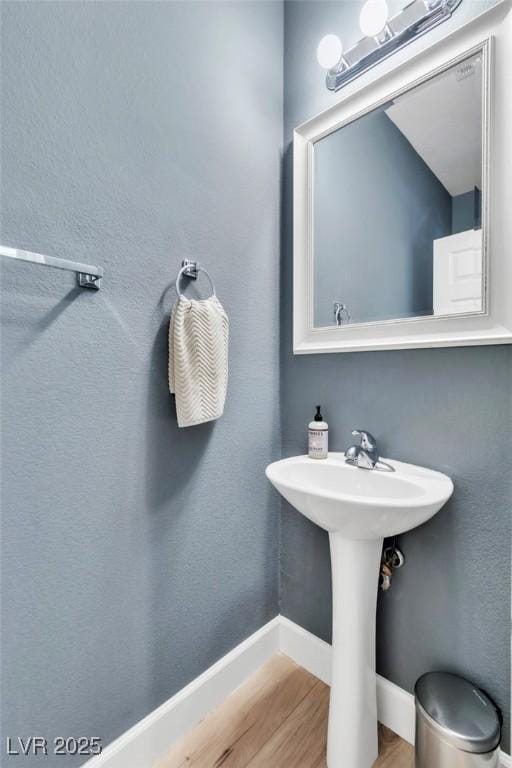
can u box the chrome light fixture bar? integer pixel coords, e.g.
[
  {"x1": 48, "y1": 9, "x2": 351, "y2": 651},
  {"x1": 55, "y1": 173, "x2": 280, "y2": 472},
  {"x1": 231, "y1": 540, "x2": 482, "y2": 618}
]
[{"x1": 320, "y1": 0, "x2": 463, "y2": 92}]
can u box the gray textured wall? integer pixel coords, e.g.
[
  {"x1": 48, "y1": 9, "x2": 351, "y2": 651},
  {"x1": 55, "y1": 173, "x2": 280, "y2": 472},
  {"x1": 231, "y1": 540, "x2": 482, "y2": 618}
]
[
  {"x1": 0, "y1": 2, "x2": 282, "y2": 764},
  {"x1": 282, "y1": 0, "x2": 511, "y2": 751},
  {"x1": 314, "y1": 110, "x2": 451, "y2": 325}
]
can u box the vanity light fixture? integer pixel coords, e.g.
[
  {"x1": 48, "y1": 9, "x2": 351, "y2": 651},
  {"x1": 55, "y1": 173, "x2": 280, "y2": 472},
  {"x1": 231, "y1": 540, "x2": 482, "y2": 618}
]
[{"x1": 319, "y1": 0, "x2": 464, "y2": 91}]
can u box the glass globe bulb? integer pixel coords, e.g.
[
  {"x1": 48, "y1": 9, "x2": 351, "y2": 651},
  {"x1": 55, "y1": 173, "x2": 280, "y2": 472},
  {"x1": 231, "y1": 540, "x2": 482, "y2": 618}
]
[
  {"x1": 317, "y1": 34, "x2": 343, "y2": 70},
  {"x1": 359, "y1": 0, "x2": 389, "y2": 38}
]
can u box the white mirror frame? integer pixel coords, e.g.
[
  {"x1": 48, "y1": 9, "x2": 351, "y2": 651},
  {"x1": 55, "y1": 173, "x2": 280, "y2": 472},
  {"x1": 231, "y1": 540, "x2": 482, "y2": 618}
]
[{"x1": 293, "y1": 2, "x2": 512, "y2": 354}]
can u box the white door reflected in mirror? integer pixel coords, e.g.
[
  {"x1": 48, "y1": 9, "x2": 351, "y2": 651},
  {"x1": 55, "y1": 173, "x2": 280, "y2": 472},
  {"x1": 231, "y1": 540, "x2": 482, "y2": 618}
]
[{"x1": 433, "y1": 228, "x2": 483, "y2": 315}]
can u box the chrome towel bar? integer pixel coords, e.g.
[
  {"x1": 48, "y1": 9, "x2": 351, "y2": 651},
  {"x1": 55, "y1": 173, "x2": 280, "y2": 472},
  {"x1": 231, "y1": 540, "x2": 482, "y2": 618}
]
[{"x1": 0, "y1": 245, "x2": 103, "y2": 289}]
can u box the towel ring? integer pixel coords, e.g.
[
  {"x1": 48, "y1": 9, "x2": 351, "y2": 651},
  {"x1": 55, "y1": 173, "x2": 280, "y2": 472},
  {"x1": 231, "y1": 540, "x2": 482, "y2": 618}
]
[{"x1": 176, "y1": 260, "x2": 216, "y2": 299}]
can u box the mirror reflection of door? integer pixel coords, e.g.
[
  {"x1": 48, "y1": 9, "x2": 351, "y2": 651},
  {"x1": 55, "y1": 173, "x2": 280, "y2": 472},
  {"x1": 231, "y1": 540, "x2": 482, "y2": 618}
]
[
  {"x1": 433, "y1": 228, "x2": 483, "y2": 315},
  {"x1": 313, "y1": 51, "x2": 484, "y2": 328}
]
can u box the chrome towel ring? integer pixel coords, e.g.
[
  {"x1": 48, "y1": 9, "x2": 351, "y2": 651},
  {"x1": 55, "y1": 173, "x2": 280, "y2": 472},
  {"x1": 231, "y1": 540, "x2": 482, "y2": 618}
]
[{"x1": 176, "y1": 259, "x2": 216, "y2": 299}]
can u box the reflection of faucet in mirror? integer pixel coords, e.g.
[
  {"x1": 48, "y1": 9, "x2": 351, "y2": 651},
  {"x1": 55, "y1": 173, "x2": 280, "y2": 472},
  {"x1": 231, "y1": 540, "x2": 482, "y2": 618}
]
[{"x1": 333, "y1": 302, "x2": 351, "y2": 326}]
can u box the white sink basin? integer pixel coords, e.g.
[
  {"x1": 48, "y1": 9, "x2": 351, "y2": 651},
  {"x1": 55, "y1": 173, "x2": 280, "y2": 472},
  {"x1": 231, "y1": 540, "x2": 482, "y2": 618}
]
[
  {"x1": 266, "y1": 452, "x2": 453, "y2": 768},
  {"x1": 265, "y1": 452, "x2": 453, "y2": 539}
]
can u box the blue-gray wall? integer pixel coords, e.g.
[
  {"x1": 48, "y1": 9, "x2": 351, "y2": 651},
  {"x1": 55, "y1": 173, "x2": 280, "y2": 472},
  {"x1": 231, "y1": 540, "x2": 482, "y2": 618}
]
[
  {"x1": 282, "y1": 0, "x2": 511, "y2": 751},
  {"x1": 0, "y1": 2, "x2": 282, "y2": 764},
  {"x1": 314, "y1": 110, "x2": 451, "y2": 325}
]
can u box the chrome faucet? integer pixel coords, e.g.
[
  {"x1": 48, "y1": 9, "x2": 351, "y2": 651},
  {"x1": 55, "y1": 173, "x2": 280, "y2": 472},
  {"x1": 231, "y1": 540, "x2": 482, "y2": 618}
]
[{"x1": 345, "y1": 429, "x2": 380, "y2": 470}]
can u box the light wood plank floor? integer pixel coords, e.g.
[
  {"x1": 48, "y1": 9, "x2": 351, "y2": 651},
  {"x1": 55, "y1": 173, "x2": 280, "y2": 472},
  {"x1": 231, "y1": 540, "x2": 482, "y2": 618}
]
[{"x1": 156, "y1": 654, "x2": 414, "y2": 768}]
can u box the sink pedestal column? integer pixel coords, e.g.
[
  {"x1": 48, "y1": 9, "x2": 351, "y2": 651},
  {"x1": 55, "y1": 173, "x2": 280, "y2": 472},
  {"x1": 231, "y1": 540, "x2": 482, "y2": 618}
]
[{"x1": 327, "y1": 533, "x2": 383, "y2": 768}]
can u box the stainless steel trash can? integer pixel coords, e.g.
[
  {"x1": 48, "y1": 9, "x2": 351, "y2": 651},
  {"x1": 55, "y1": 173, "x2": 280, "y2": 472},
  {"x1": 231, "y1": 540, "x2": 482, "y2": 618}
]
[{"x1": 415, "y1": 672, "x2": 501, "y2": 768}]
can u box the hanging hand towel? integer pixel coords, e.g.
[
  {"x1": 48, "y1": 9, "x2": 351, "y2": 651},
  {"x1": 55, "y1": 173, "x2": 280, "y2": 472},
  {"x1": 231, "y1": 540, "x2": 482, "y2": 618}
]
[{"x1": 169, "y1": 296, "x2": 229, "y2": 428}]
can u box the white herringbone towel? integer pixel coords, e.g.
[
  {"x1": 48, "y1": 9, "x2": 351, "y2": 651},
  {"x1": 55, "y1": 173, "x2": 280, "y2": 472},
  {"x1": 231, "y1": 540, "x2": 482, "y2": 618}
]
[{"x1": 169, "y1": 296, "x2": 229, "y2": 428}]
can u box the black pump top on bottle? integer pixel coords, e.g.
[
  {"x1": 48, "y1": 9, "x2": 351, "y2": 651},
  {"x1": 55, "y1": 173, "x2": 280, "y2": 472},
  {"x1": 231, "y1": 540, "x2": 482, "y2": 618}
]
[{"x1": 315, "y1": 405, "x2": 323, "y2": 422}]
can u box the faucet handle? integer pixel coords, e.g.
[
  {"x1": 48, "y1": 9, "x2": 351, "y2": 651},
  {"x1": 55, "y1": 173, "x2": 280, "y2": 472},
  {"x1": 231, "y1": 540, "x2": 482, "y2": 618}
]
[{"x1": 352, "y1": 430, "x2": 377, "y2": 452}]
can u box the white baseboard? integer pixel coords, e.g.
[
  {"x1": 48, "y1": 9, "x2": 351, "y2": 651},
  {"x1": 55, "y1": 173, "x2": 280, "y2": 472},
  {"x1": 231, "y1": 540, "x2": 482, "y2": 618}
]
[
  {"x1": 84, "y1": 617, "x2": 280, "y2": 768},
  {"x1": 85, "y1": 614, "x2": 510, "y2": 768}
]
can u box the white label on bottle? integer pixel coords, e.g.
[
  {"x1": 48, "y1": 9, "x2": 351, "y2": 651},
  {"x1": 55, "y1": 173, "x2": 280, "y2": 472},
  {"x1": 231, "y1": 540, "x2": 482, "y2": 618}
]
[{"x1": 309, "y1": 429, "x2": 328, "y2": 458}]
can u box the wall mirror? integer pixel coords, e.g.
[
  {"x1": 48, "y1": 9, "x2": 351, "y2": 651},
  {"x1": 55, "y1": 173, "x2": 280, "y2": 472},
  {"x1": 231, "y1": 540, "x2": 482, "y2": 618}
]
[{"x1": 293, "y1": 3, "x2": 512, "y2": 354}]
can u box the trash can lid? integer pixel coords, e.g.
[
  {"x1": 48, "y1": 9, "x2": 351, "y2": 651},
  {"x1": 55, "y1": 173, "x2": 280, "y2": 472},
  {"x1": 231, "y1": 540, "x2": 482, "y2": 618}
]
[{"x1": 415, "y1": 672, "x2": 501, "y2": 754}]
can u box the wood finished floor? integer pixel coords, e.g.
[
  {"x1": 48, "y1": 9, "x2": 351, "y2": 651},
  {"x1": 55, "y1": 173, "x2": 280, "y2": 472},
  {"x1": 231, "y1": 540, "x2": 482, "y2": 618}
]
[{"x1": 156, "y1": 654, "x2": 414, "y2": 768}]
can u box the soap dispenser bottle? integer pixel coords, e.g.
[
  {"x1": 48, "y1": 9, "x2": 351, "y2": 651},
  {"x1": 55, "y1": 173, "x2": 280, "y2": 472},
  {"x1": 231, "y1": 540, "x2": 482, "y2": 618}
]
[{"x1": 308, "y1": 405, "x2": 328, "y2": 459}]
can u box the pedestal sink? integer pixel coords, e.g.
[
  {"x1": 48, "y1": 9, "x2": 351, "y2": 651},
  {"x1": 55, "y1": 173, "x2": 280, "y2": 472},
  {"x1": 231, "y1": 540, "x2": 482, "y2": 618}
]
[{"x1": 265, "y1": 453, "x2": 453, "y2": 768}]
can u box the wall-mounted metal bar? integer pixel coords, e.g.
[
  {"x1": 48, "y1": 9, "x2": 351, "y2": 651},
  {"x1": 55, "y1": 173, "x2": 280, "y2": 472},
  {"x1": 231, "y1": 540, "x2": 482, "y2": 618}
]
[{"x1": 0, "y1": 245, "x2": 103, "y2": 289}]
